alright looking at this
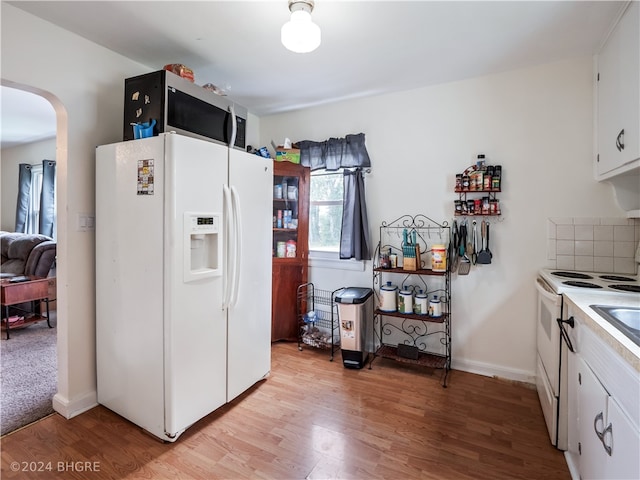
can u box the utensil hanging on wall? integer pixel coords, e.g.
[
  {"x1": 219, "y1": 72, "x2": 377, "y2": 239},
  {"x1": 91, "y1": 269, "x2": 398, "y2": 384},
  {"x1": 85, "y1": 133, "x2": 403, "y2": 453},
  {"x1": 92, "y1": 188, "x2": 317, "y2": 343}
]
[
  {"x1": 458, "y1": 221, "x2": 471, "y2": 275},
  {"x1": 451, "y1": 220, "x2": 459, "y2": 271},
  {"x1": 471, "y1": 220, "x2": 478, "y2": 265},
  {"x1": 477, "y1": 219, "x2": 492, "y2": 264}
]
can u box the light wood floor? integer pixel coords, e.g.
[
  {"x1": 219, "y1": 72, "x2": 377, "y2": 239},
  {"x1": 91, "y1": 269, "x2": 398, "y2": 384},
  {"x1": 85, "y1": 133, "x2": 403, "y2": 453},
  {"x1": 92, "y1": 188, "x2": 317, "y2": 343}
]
[{"x1": 1, "y1": 342, "x2": 569, "y2": 479}]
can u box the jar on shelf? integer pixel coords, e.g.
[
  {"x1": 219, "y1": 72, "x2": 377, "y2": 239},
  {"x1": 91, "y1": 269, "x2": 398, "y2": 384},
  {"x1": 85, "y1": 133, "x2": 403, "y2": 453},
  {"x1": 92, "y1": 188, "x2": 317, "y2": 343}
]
[
  {"x1": 380, "y1": 282, "x2": 398, "y2": 312},
  {"x1": 379, "y1": 247, "x2": 391, "y2": 268},
  {"x1": 429, "y1": 295, "x2": 442, "y2": 317},
  {"x1": 398, "y1": 287, "x2": 413, "y2": 314},
  {"x1": 431, "y1": 244, "x2": 447, "y2": 272},
  {"x1": 414, "y1": 290, "x2": 428, "y2": 315}
]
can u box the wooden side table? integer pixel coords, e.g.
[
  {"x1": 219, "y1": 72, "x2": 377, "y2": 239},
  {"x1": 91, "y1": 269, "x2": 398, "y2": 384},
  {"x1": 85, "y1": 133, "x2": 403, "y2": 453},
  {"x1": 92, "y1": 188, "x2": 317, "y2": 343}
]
[{"x1": 0, "y1": 276, "x2": 52, "y2": 339}]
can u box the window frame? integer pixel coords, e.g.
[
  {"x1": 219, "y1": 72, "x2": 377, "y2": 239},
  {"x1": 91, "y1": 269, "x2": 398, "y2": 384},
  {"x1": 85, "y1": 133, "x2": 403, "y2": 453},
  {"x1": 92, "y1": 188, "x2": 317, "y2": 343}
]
[{"x1": 308, "y1": 169, "x2": 365, "y2": 271}]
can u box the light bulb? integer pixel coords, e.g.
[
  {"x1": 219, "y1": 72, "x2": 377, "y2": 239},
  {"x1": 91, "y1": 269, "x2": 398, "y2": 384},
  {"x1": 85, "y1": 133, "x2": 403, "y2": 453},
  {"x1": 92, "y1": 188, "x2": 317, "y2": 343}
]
[{"x1": 281, "y1": 8, "x2": 321, "y2": 53}]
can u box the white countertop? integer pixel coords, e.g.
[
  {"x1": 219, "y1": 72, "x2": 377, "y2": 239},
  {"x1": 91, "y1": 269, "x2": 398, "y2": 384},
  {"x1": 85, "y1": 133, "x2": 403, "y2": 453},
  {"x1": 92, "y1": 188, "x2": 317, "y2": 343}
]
[{"x1": 564, "y1": 291, "x2": 640, "y2": 371}]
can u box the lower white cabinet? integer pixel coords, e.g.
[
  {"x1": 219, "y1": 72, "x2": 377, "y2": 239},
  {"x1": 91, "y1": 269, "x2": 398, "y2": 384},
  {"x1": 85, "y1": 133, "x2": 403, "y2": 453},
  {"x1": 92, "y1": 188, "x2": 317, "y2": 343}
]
[
  {"x1": 603, "y1": 394, "x2": 640, "y2": 480},
  {"x1": 576, "y1": 356, "x2": 609, "y2": 479},
  {"x1": 577, "y1": 356, "x2": 640, "y2": 479},
  {"x1": 567, "y1": 301, "x2": 640, "y2": 480}
]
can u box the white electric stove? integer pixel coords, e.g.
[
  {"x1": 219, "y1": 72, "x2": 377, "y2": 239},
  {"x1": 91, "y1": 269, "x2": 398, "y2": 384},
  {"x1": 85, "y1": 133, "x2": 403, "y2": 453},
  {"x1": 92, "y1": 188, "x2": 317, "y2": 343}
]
[{"x1": 538, "y1": 269, "x2": 640, "y2": 295}]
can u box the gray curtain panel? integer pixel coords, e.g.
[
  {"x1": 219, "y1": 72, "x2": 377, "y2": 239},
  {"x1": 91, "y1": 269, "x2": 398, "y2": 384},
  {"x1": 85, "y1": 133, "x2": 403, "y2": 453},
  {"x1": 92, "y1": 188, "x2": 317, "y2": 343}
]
[
  {"x1": 39, "y1": 160, "x2": 56, "y2": 237},
  {"x1": 340, "y1": 169, "x2": 371, "y2": 261},
  {"x1": 14, "y1": 163, "x2": 33, "y2": 233}
]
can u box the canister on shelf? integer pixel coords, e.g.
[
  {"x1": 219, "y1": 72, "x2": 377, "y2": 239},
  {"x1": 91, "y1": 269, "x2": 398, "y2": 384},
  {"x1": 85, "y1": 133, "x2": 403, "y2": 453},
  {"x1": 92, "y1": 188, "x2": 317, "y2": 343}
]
[
  {"x1": 415, "y1": 290, "x2": 428, "y2": 315},
  {"x1": 276, "y1": 241, "x2": 286, "y2": 258},
  {"x1": 380, "y1": 282, "x2": 398, "y2": 312},
  {"x1": 429, "y1": 295, "x2": 442, "y2": 317},
  {"x1": 398, "y1": 287, "x2": 414, "y2": 314}
]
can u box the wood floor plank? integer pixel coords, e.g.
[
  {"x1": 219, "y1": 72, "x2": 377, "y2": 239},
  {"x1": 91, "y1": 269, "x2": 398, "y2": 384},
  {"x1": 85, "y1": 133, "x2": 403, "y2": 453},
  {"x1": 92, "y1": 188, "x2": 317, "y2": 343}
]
[{"x1": 1, "y1": 342, "x2": 570, "y2": 479}]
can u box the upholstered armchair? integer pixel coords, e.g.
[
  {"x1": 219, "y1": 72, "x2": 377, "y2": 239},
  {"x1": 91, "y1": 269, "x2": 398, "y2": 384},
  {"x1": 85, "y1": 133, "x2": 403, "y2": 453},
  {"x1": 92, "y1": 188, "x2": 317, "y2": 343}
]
[{"x1": 0, "y1": 231, "x2": 56, "y2": 278}]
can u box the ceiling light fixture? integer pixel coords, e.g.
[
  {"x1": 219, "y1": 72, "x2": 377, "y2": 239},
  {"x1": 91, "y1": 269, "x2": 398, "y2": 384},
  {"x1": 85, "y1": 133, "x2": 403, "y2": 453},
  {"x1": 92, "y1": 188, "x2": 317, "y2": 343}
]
[{"x1": 281, "y1": 0, "x2": 321, "y2": 53}]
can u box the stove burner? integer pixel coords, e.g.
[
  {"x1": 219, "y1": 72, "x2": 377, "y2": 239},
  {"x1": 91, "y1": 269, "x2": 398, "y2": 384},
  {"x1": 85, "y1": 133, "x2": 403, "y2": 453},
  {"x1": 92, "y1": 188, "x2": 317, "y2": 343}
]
[
  {"x1": 552, "y1": 271, "x2": 593, "y2": 280},
  {"x1": 599, "y1": 275, "x2": 636, "y2": 282},
  {"x1": 608, "y1": 284, "x2": 640, "y2": 293},
  {"x1": 562, "y1": 281, "x2": 603, "y2": 289}
]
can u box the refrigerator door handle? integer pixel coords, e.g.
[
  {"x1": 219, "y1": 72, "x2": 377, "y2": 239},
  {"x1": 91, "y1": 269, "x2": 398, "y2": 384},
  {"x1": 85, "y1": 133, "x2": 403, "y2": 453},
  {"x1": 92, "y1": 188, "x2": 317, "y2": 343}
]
[
  {"x1": 229, "y1": 105, "x2": 237, "y2": 149},
  {"x1": 222, "y1": 184, "x2": 234, "y2": 310},
  {"x1": 230, "y1": 186, "x2": 242, "y2": 307}
]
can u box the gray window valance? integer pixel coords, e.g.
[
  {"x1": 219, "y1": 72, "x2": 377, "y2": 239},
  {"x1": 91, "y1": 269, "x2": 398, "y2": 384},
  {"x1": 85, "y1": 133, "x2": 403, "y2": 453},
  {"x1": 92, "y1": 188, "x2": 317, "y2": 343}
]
[{"x1": 298, "y1": 133, "x2": 371, "y2": 171}]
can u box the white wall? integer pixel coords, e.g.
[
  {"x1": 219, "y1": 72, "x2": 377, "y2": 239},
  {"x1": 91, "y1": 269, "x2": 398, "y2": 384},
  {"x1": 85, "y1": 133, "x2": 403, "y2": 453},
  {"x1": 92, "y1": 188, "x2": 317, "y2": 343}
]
[
  {"x1": 1, "y1": 137, "x2": 56, "y2": 231},
  {"x1": 1, "y1": 4, "x2": 152, "y2": 417},
  {"x1": 260, "y1": 57, "x2": 624, "y2": 382}
]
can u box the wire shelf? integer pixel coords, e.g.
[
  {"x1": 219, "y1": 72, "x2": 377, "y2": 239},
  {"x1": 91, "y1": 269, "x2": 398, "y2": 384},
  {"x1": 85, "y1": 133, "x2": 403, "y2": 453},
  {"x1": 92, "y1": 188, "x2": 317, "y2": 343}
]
[{"x1": 296, "y1": 283, "x2": 342, "y2": 359}]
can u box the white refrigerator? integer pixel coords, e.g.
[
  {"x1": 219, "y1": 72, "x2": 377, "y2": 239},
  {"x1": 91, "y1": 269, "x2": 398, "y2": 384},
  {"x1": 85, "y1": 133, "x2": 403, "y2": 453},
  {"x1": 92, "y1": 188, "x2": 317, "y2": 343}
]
[{"x1": 95, "y1": 132, "x2": 272, "y2": 442}]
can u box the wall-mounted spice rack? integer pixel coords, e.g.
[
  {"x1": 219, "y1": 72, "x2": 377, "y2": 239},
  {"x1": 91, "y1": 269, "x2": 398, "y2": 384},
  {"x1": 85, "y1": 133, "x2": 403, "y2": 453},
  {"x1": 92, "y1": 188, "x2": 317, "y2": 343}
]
[{"x1": 454, "y1": 156, "x2": 503, "y2": 216}]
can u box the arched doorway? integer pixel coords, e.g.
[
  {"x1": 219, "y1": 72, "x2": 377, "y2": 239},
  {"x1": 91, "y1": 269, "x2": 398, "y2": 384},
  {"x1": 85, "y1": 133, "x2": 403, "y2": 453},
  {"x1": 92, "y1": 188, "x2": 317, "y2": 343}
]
[{"x1": 1, "y1": 81, "x2": 66, "y2": 433}]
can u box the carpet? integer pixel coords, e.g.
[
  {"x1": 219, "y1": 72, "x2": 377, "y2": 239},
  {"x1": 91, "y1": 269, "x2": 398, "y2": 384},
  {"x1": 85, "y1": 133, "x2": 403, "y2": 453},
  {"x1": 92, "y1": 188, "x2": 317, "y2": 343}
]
[{"x1": 0, "y1": 315, "x2": 57, "y2": 436}]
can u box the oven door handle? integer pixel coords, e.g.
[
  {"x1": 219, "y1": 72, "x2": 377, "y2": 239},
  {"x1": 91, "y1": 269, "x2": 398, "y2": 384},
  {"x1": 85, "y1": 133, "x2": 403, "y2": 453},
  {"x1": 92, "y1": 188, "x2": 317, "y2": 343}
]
[{"x1": 557, "y1": 316, "x2": 575, "y2": 353}]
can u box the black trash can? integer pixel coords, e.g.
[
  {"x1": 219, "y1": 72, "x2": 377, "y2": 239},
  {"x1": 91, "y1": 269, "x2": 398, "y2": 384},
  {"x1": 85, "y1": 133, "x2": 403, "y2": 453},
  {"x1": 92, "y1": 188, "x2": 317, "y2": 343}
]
[{"x1": 335, "y1": 287, "x2": 373, "y2": 369}]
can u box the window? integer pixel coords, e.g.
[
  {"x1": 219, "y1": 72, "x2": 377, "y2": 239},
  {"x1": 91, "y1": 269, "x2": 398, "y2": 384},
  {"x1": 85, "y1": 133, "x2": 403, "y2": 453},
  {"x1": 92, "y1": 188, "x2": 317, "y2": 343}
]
[
  {"x1": 26, "y1": 164, "x2": 43, "y2": 234},
  {"x1": 309, "y1": 171, "x2": 343, "y2": 252}
]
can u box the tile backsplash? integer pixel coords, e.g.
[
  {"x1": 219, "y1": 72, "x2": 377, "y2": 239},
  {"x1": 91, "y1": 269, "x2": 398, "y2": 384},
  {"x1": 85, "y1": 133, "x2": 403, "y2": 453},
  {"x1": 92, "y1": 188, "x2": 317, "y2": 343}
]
[{"x1": 547, "y1": 217, "x2": 640, "y2": 274}]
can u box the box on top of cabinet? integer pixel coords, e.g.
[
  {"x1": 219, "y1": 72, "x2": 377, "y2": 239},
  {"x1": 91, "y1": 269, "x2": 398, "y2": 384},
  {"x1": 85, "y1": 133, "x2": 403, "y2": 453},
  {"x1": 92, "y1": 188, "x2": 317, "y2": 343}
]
[{"x1": 275, "y1": 148, "x2": 301, "y2": 164}]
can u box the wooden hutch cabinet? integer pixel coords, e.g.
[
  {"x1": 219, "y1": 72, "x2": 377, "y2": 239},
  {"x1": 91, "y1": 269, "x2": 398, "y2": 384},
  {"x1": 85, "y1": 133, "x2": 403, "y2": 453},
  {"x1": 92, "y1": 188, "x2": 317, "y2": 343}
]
[{"x1": 271, "y1": 161, "x2": 310, "y2": 341}]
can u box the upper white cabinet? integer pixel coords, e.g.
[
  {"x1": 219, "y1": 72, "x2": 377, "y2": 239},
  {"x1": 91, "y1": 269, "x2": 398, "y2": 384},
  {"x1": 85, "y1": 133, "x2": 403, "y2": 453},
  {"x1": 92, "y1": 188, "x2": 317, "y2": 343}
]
[{"x1": 595, "y1": 1, "x2": 640, "y2": 179}]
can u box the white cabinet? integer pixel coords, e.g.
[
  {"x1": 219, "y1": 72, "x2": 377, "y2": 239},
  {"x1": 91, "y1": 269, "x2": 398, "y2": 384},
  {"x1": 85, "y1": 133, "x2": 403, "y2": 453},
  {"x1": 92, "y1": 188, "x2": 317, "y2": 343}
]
[
  {"x1": 575, "y1": 356, "x2": 610, "y2": 480},
  {"x1": 604, "y1": 394, "x2": 640, "y2": 479},
  {"x1": 576, "y1": 357, "x2": 640, "y2": 480},
  {"x1": 596, "y1": 1, "x2": 640, "y2": 179},
  {"x1": 566, "y1": 302, "x2": 640, "y2": 480}
]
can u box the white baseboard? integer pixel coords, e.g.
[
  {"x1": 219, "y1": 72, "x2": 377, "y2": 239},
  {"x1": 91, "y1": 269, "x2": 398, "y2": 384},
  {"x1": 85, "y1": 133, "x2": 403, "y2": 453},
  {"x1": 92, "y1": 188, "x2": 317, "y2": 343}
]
[
  {"x1": 52, "y1": 390, "x2": 98, "y2": 419},
  {"x1": 452, "y1": 358, "x2": 536, "y2": 385}
]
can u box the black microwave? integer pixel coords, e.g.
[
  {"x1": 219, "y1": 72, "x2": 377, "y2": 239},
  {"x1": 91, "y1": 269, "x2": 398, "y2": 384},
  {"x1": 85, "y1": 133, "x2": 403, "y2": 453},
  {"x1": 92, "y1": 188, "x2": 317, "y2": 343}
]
[{"x1": 123, "y1": 70, "x2": 247, "y2": 149}]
